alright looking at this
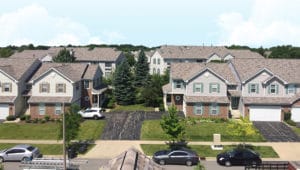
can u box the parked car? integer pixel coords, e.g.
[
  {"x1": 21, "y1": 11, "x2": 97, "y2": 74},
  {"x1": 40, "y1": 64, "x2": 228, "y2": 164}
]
[
  {"x1": 0, "y1": 144, "x2": 41, "y2": 162},
  {"x1": 217, "y1": 148, "x2": 262, "y2": 167},
  {"x1": 78, "y1": 107, "x2": 105, "y2": 120},
  {"x1": 153, "y1": 149, "x2": 199, "y2": 166}
]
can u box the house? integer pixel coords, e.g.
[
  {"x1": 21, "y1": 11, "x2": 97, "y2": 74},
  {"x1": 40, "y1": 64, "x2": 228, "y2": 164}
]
[
  {"x1": 0, "y1": 58, "x2": 41, "y2": 119},
  {"x1": 163, "y1": 62, "x2": 238, "y2": 119},
  {"x1": 71, "y1": 47, "x2": 125, "y2": 77},
  {"x1": 229, "y1": 58, "x2": 300, "y2": 122},
  {"x1": 148, "y1": 45, "x2": 264, "y2": 75},
  {"x1": 27, "y1": 63, "x2": 105, "y2": 119},
  {"x1": 9, "y1": 48, "x2": 61, "y2": 62}
]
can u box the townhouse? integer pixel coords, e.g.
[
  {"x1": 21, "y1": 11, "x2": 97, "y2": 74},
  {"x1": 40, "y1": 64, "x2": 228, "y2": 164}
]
[
  {"x1": 71, "y1": 47, "x2": 125, "y2": 77},
  {"x1": 27, "y1": 63, "x2": 105, "y2": 119},
  {"x1": 149, "y1": 45, "x2": 264, "y2": 75},
  {"x1": 0, "y1": 58, "x2": 41, "y2": 119},
  {"x1": 9, "y1": 48, "x2": 61, "y2": 62}
]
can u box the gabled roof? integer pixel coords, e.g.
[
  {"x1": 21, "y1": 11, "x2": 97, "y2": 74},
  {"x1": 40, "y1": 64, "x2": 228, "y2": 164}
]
[
  {"x1": 0, "y1": 96, "x2": 17, "y2": 103},
  {"x1": 227, "y1": 49, "x2": 265, "y2": 59},
  {"x1": 170, "y1": 62, "x2": 238, "y2": 84},
  {"x1": 262, "y1": 75, "x2": 288, "y2": 85},
  {"x1": 231, "y1": 58, "x2": 300, "y2": 84},
  {"x1": 0, "y1": 58, "x2": 38, "y2": 81},
  {"x1": 72, "y1": 47, "x2": 122, "y2": 62},
  {"x1": 9, "y1": 48, "x2": 61, "y2": 60},
  {"x1": 30, "y1": 63, "x2": 88, "y2": 83},
  {"x1": 83, "y1": 64, "x2": 101, "y2": 80}
]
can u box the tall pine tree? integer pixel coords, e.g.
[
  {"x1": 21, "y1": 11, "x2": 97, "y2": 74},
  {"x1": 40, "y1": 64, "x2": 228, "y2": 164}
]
[
  {"x1": 53, "y1": 48, "x2": 76, "y2": 63},
  {"x1": 113, "y1": 59, "x2": 135, "y2": 105},
  {"x1": 134, "y1": 50, "x2": 150, "y2": 87}
]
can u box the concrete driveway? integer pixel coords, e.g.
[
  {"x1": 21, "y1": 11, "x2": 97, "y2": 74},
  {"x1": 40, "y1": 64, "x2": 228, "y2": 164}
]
[{"x1": 253, "y1": 121, "x2": 300, "y2": 142}]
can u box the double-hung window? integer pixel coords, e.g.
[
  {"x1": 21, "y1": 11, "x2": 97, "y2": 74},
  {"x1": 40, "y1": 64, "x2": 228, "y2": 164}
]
[
  {"x1": 39, "y1": 103, "x2": 45, "y2": 115},
  {"x1": 248, "y1": 83, "x2": 259, "y2": 94},
  {"x1": 55, "y1": 103, "x2": 62, "y2": 115},
  {"x1": 2, "y1": 83, "x2": 11, "y2": 92},
  {"x1": 40, "y1": 83, "x2": 49, "y2": 93},
  {"x1": 174, "y1": 80, "x2": 182, "y2": 89},
  {"x1": 209, "y1": 83, "x2": 220, "y2": 93},
  {"x1": 56, "y1": 83, "x2": 66, "y2": 93},
  {"x1": 287, "y1": 85, "x2": 296, "y2": 94},
  {"x1": 193, "y1": 83, "x2": 203, "y2": 93},
  {"x1": 193, "y1": 103, "x2": 203, "y2": 115},
  {"x1": 268, "y1": 84, "x2": 278, "y2": 94},
  {"x1": 210, "y1": 103, "x2": 219, "y2": 115}
]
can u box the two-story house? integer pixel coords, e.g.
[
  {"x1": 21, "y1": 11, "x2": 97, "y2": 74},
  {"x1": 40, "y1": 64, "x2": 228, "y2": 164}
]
[
  {"x1": 149, "y1": 45, "x2": 264, "y2": 75},
  {"x1": 27, "y1": 63, "x2": 104, "y2": 119},
  {"x1": 0, "y1": 58, "x2": 41, "y2": 119},
  {"x1": 163, "y1": 62, "x2": 238, "y2": 119},
  {"x1": 72, "y1": 47, "x2": 125, "y2": 77},
  {"x1": 230, "y1": 59, "x2": 300, "y2": 122}
]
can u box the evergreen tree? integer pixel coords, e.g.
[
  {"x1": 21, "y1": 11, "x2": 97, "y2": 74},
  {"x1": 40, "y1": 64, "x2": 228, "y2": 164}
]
[
  {"x1": 134, "y1": 50, "x2": 150, "y2": 87},
  {"x1": 113, "y1": 59, "x2": 135, "y2": 105},
  {"x1": 53, "y1": 48, "x2": 76, "y2": 62}
]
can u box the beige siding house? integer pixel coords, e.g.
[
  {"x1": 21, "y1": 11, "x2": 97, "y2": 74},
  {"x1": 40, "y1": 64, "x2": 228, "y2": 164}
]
[{"x1": 0, "y1": 58, "x2": 41, "y2": 119}]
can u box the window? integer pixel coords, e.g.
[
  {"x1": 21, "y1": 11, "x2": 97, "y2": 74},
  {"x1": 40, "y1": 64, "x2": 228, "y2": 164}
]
[
  {"x1": 157, "y1": 58, "x2": 160, "y2": 65},
  {"x1": 248, "y1": 83, "x2": 259, "y2": 94},
  {"x1": 170, "y1": 151, "x2": 188, "y2": 156},
  {"x1": 105, "y1": 63, "x2": 112, "y2": 67},
  {"x1": 2, "y1": 83, "x2": 11, "y2": 92},
  {"x1": 209, "y1": 83, "x2": 220, "y2": 93},
  {"x1": 40, "y1": 83, "x2": 49, "y2": 93},
  {"x1": 157, "y1": 68, "x2": 160, "y2": 75},
  {"x1": 210, "y1": 103, "x2": 219, "y2": 115},
  {"x1": 269, "y1": 84, "x2": 278, "y2": 94},
  {"x1": 55, "y1": 103, "x2": 62, "y2": 115},
  {"x1": 56, "y1": 83, "x2": 66, "y2": 93},
  {"x1": 39, "y1": 103, "x2": 45, "y2": 115},
  {"x1": 193, "y1": 103, "x2": 203, "y2": 115},
  {"x1": 153, "y1": 58, "x2": 156, "y2": 64},
  {"x1": 193, "y1": 83, "x2": 203, "y2": 93},
  {"x1": 84, "y1": 80, "x2": 90, "y2": 89},
  {"x1": 75, "y1": 82, "x2": 80, "y2": 90},
  {"x1": 287, "y1": 85, "x2": 296, "y2": 94},
  {"x1": 174, "y1": 80, "x2": 182, "y2": 89}
]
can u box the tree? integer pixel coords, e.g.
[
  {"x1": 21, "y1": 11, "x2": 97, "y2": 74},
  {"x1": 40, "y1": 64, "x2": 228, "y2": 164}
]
[
  {"x1": 160, "y1": 105, "x2": 186, "y2": 142},
  {"x1": 141, "y1": 74, "x2": 163, "y2": 107},
  {"x1": 134, "y1": 50, "x2": 150, "y2": 87},
  {"x1": 58, "y1": 104, "x2": 81, "y2": 146},
  {"x1": 113, "y1": 59, "x2": 135, "y2": 105},
  {"x1": 53, "y1": 48, "x2": 76, "y2": 62},
  {"x1": 124, "y1": 52, "x2": 136, "y2": 67},
  {"x1": 226, "y1": 117, "x2": 257, "y2": 147}
]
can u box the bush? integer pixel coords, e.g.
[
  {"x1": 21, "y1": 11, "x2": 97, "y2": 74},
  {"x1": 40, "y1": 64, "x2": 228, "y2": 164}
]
[
  {"x1": 44, "y1": 115, "x2": 50, "y2": 122},
  {"x1": 284, "y1": 112, "x2": 291, "y2": 121},
  {"x1": 159, "y1": 103, "x2": 165, "y2": 111},
  {"x1": 32, "y1": 118, "x2": 39, "y2": 123},
  {"x1": 0, "y1": 163, "x2": 3, "y2": 170},
  {"x1": 286, "y1": 119, "x2": 296, "y2": 126},
  {"x1": 6, "y1": 115, "x2": 16, "y2": 121},
  {"x1": 20, "y1": 115, "x2": 26, "y2": 121},
  {"x1": 39, "y1": 119, "x2": 46, "y2": 124}
]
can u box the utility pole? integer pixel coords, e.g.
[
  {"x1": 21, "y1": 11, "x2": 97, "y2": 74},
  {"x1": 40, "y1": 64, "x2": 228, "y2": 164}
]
[{"x1": 63, "y1": 102, "x2": 67, "y2": 170}]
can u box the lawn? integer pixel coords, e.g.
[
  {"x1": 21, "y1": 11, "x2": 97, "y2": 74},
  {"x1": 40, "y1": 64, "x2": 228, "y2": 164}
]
[
  {"x1": 291, "y1": 126, "x2": 300, "y2": 136},
  {"x1": 0, "y1": 143, "x2": 63, "y2": 155},
  {"x1": 141, "y1": 120, "x2": 265, "y2": 142},
  {"x1": 111, "y1": 104, "x2": 155, "y2": 112},
  {"x1": 141, "y1": 144, "x2": 278, "y2": 158},
  {"x1": 0, "y1": 120, "x2": 106, "y2": 140}
]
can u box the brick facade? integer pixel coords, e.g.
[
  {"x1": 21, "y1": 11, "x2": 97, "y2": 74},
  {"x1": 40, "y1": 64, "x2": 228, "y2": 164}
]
[
  {"x1": 293, "y1": 99, "x2": 300, "y2": 106},
  {"x1": 186, "y1": 103, "x2": 229, "y2": 119},
  {"x1": 30, "y1": 103, "x2": 70, "y2": 119}
]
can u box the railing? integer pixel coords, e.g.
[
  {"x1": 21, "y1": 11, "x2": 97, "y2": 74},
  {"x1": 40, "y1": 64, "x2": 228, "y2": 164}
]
[{"x1": 245, "y1": 161, "x2": 289, "y2": 170}]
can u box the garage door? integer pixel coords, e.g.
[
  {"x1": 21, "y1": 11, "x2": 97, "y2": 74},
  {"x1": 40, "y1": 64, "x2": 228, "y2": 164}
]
[
  {"x1": 291, "y1": 107, "x2": 300, "y2": 122},
  {"x1": 0, "y1": 104, "x2": 9, "y2": 120},
  {"x1": 249, "y1": 106, "x2": 281, "y2": 121}
]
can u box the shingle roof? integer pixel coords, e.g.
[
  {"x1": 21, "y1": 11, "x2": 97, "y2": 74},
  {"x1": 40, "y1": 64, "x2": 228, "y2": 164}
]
[
  {"x1": 0, "y1": 96, "x2": 17, "y2": 103},
  {"x1": 72, "y1": 47, "x2": 122, "y2": 62},
  {"x1": 0, "y1": 58, "x2": 38, "y2": 80},
  {"x1": 186, "y1": 96, "x2": 229, "y2": 103},
  {"x1": 31, "y1": 63, "x2": 88, "y2": 82},
  {"x1": 83, "y1": 64, "x2": 100, "y2": 79},
  {"x1": 28, "y1": 96, "x2": 72, "y2": 103},
  {"x1": 243, "y1": 97, "x2": 291, "y2": 105},
  {"x1": 162, "y1": 83, "x2": 172, "y2": 93},
  {"x1": 171, "y1": 62, "x2": 238, "y2": 84},
  {"x1": 231, "y1": 58, "x2": 300, "y2": 83},
  {"x1": 227, "y1": 49, "x2": 264, "y2": 59},
  {"x1": 9, "y1": 48, "x2": 61, "y2": 60}
]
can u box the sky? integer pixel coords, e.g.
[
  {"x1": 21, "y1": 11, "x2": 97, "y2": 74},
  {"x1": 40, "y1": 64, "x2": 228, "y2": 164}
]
[{"x1": 0, "y1": 0, "x2": 300, "y2": 48}]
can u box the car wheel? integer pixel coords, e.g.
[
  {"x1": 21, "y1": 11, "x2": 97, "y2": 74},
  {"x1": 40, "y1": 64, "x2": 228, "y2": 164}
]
[
  {"x1": 0, "y1": 157, "x2": 4, "y2": 163},
  {"x1": 225, "y1": 161, "x2": 231, "y2": 166},
  {"x1": 93, "y1": 115, "x2": 99, "y2": 120},
  {"x1": 251, "y1": 161, "x2": 258, "y2": 167},
  {"x1": 159, "y1": 160, "x2": 165, "y2": 165},
  {"x1": 186, "y1": 160, "x2": 193, "y2": 166},
  {"x1": 22, "y1": 157, "x2": 30, "y2": 162}
]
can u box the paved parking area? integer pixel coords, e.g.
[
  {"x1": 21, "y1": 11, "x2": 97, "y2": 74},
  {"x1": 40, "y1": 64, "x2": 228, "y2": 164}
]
[{"x1": 253, "y1": 121, "x2": 300, "y2": 142}]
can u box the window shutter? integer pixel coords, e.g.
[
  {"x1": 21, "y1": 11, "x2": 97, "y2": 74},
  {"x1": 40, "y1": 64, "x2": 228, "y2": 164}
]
[
  {"x1": 47, "y1": 83, "x2": 50, "y2": 93},
  {"x1": 209, "y1": 104, "x2": 212, "y2": 114},
  {"x1": 193, "y1": 83, "x2": 196, "y2": 93},
  {"x1": 173, "y1": 81, "x2": 176, "y2": 89},
  {"x1": 63, "y1": 84, "x2": 66, "y2": 93},
  {"x1": 276, "y1": 84, "x2": 279, "y2": 94},
  {"x1": 209, "y1": 83, "x2": 212, "y2": 93},
  {"x1": 217, "y1": 83, "x2": 220, "y2": 93},
  {"x1": 268, "y1": 85, "x2": 270, "y2": 94},
  {"x1": 39, "y1": 84, "x2": 42, "y2": 93},
  {"x1": 9, "y1": 83, "x2": 12, "y2": 92},
  {"x1": 286, "y1": 86, "x2": 288, "y2": 94},
  {"x1": 56, "y1": 84, "x2": 58, "y2": 92},
  {"x1": 193, "y1": 105, "x2": 197, "y2": 114},
  {"x1": 256, "y1": 84, "x2": 259, "y2": 94},
  {"x1": 201, "y1": 83, "x2": 204, "y2": 93},
  {"x1": 217, "y1": 105, "x2": 220, "y2": 114},
  {"x1": 248, "y1": 84, "x2": 250, "y2": 93}
]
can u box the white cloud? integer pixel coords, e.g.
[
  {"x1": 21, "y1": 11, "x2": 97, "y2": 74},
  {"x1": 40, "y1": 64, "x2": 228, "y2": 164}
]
[
  {"x1": 0, "y1": 4, "x2": 113, "y2": 46},
  {"x1": 217, "y1": 0, "x2": 300, "y2": 47},
  {"x1": 102, "y1": 31, "x2": 126, "y2": 44}
]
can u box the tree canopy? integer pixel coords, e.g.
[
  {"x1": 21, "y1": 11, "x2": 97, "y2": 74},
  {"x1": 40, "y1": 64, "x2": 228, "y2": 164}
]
[
  {"x1": 134, "y1": 50, "x2": 150, "y2": 87},
  {"x1": 53, "y1": 48, "x2": 76, "y2": 62}
]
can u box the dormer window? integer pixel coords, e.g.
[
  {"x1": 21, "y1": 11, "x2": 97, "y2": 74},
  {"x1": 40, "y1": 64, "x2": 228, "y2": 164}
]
[
  {"x1": 268, "y1": 84, "x2": 278, "y2": 94},
  {"x1": 174, "y1": 80, "x2": 182, "y2": 89}
]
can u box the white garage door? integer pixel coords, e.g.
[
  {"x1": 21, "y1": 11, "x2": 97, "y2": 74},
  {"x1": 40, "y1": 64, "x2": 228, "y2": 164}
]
[
  {"x1": 291, "y1": 107, "x2": 300, "y2": 122},
  {"x1": 0, "y1": 104, "x2": 9, "y2": 120},
  {"x1": 249, "y1": 106, "x2": 281, "y2": 121}
]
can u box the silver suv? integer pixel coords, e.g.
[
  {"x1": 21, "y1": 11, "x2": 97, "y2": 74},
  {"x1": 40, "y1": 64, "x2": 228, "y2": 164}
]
[
  {"x1": 0, "y1": 144, "x2": 41, "y2": 162},
  {"x1": 78, "y1": 107, "x2": 105, "y2": 120}
]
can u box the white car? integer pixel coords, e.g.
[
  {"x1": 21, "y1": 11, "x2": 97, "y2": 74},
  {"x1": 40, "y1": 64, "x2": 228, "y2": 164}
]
[{"x1": 78, "y1": 108, "x2": 105, "y2": 120}]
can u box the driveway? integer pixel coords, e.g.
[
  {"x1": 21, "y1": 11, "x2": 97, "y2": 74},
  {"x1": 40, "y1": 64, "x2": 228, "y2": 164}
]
[{"x1": 253, "y1": 121, "x2": 300, "y2": 142}]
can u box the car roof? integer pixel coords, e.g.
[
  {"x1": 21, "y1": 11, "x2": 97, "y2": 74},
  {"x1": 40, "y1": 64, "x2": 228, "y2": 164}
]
[{"x1": 11, "y1": 144, "x2": 32, "y2": 149}]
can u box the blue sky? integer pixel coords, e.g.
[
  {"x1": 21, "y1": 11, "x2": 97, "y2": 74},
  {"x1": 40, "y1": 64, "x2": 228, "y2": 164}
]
[{"x1": 0, "y1": 0, "x2": 299, "y2": 47}]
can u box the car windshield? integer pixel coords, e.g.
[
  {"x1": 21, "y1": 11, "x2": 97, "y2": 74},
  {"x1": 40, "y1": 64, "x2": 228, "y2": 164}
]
[
  {"x1": 227, "y1": 150, "x2": 235, "y2": 157},
  {"x1": 26, "y1": 146, "x2": 35, "y2": 151}
]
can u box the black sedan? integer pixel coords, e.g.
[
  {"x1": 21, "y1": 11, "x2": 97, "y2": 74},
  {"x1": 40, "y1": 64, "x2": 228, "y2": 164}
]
[
  {"x1": 217, "y1": 148, "x2": 262, "y2": 167},
  {"x1": 152, "y1": 149, "x2": 199, "y2": 166}
]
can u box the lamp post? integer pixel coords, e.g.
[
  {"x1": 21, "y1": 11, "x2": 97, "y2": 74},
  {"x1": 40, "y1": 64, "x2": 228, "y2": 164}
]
[{"x1": 63, "y1": 102, "x2": 66, "y2": 170}]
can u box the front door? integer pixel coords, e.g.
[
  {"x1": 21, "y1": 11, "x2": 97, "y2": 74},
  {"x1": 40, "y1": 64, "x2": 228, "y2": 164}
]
[{"x1": 231, "y1": 97, "x2": 239, "y2": 110}]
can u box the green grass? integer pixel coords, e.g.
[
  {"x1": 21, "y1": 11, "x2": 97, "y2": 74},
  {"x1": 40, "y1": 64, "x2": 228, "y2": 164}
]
[
  {"x1": 0, "y1": 143, "x2": 63, "y2": 155},
  {"x1": 111, "y1": 104, "x2": 155, "y2": 112},
  {"x1": 0, "y1": 120, "x2": 106, "y2": 140},
  {"x1": 141, "y1": 120, "x2": 265, "y2": 142},
  {"x1": 141, "y1": 144, "x2": 278, "y2": 158},
  {"x1": 291, "y1": 126, "x2": 300, "y2": 136}
]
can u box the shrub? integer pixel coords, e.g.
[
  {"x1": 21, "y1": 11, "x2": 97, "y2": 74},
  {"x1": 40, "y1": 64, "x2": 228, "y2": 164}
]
[
  {"x1": 284, "y1": 112, "x2": 291, "y2": 121},
  {"x1": 39, "y1": 119, "x2": 46, "y2": 124},
  {"x1": 6, "y1": 115, "x2": 16, "y2": 121},
  {"x1": 44, "y1": 115, "x2": 50, "y2": 122},
  {"x1": 0, "y1": 163, "x2": 3, "y2": 170},
  {"x1": 286, "y1": 119, "x2": 296, "y2": 126},
  {"x1": 159, "y1": 103, "x2": 165, "y2": 111},
  {"x1": 32, "y1": 118, "x2": 39, "y2": 123},
  {"x1": 20, "y1": 115, "x2": 26, "y2": 121}
]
